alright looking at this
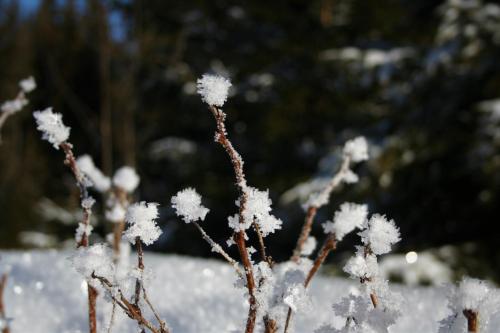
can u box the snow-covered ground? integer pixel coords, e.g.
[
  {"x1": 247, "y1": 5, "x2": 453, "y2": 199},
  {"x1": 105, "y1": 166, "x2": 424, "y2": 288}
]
[{"x1": 0, "y1": 250, "x2": 497, "y2": 333}]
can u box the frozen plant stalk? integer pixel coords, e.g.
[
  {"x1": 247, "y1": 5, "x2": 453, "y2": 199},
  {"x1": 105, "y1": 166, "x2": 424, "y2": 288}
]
[
  {"x1": 33, "y1": 108, "x2": 98, "y2": 333},
  {"x1": 197, "y1": 73, "x2": 260, "y2": 333},
  {"x1": 291, "y1": 136, "x2": 369, "y2": 262},
  {"x1": 0, "y1": 76, "x2": 36, "y2": 143}
]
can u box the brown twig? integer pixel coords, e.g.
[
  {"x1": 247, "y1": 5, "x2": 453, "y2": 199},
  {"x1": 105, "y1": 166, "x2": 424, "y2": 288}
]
[
  {"x1": 463, "y1": 309, "x2": 478, "y2": 333},
  {"x1": 362, "y1": 245, "x2": 378, "y2": 308},
  {"x1": 60, "y1": 142, "x2": 98, "y2": 333},
  {"x1": 208, "y1": 105, "x2": 257, "y2": 333},
  {"x1": 0, "y1": 273, "x2": 10, "y2": 333},
  {"x1": 253, "y1": 222, "x2": 273, "y2": 267},
  {"x1": 91, "y1": 274, "x2": 169, "y2": 333},
  {"x1": 284, "y1": 233, "x2": 337, "y2": 333},
  {"x1": 264, "y1": 316, "x2": 278, "y2": 333},
  {"x1": 291, "y1": 157, "x2": 351, "y2": 262}
]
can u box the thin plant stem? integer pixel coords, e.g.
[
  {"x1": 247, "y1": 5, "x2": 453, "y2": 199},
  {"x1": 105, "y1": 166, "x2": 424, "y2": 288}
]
[
  {"x1": 291, "y1": 157, "x2": 351, "y2": 262},
  {"x1": 208, "y1": 105, "x2": 257, "y2": 333},
  {"x1": 92, "y1": 274, "x2": 170, "y2": 333},
  {"x1": 284, "y1": 233, "x2": 337, "y2": 333},
  {"x1": 463, "y1": 309, "x2": 478, "y2": 333},
  {"x1": 0, "y1": 91, "x2": 28, "y2": 144},
  {"x1": 0, "y1": 273, "x2": 10, "y2": 333},
  {"x1": 60, "y1": 142, "x2": 97, "y2": 333},
  {"x1": 192, "y1": 222, "x2": 243, "y2": 278}
]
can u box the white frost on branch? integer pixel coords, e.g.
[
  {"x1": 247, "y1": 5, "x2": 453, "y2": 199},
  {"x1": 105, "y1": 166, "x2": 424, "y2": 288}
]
[
  {"x1": 359, "y1": 214, "x2": 400, "y2": 255},
  {"x1": 33, "y1": 108, "x2": 71, "y2": 149},
  {"x1": 171, "y1": 188, "x2": 210, "y2": 223},
  {"x1": 236, "y1": 186, "x2": 282, "y2": 236},
  {"x1": 70, "y1": 243, "x2": 114, "y2": 281},
  {"x1": 343, "y1": 136, "x2": 369, "y2": 163},
  {"x1": 75, "y1": 222, "x2": 93, "y2": 244},
  {"x1": 344, "y1": 251, "x2": 379, "y2": 280},
  {"x1": 19, "y1": 76, "x2": 36, "y2": 93},
  {"x1": 322, "y1": 203, "x2": 368, "y2": 241},
  {"x1": 197, "y1": 74, "x2": 232, "y2": 107},
  {"x1": 76, "y1": 155, "x2": 111, "y2": 193},
  {"x1": 457, "y1": 277, "x2": 490, "y2": 311},
  {"x1": 113, "y1": 166, "x2": 140, "y2": 193},
  {"x1": 123, "y1": 202, "x2": 162, "y2": 245},
  {"x1": 439, "y1": 277, "x2": 500, "y2": 333}
]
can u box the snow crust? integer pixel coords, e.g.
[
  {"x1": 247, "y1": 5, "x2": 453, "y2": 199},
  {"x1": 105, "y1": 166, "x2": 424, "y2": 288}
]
[{"x1": 1, "y1": 250, "x2": 498, "y2": 333}]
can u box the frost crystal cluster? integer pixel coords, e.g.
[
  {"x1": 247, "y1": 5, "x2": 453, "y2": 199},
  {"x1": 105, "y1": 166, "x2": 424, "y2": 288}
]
[
  {"x1": 171, "y1": 188, "x2": 210, "y2": 223},
  {"x1": 33, "y1": 108, "x2": 70, "y2": 149},
  {"x1": 113, "y1": 166, "x2": 140, "y2": 193},
  {"x1": 234, "y1": 186, "x2": 282, "y2": 236},
  {"x1": 123, "y1": 202, "x2": 162, "y2": 245},
  {"x1": 322, "y1": 202, "x2": 368, "y2": 241},
  {"x1": 19, "y1": 76, "x2": 36, "y2": 93},
  {"x1": 359, "y1": 214, "x2": 400, "y2": 255},
  {"x1": 196, "y1": 74, "x2": 232, "y2": 107},
  {"x1": 439, "y1": 277, "x2": 500, "y2": 333},
  {"x1": 343, "y1": 136, "x2": 369, "y2": 163},
  {"x1": 71, "y1": 244, "x2": 114, "y2": 281},
  {"x1": 76, "y1": 155, "x2": 111, "y2": 193}
]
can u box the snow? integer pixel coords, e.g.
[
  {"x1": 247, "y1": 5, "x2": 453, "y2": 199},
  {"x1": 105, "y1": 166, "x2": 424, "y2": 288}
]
[
  {"x1": 322, "y1": 203, "x2": 368, "y2": 241},
  {"x1": 33, "y1": 108, "x2": 71, "y2": 149},
  {"x1": 359, "y1": 214, "x2": 401, "y2": 255},
  {"x1": 1, "y1": 250, "x2": 500, "y2": 333},
  {"x1": 112, "y1": 166, "x2": 140, "y2": 193},
  {"x1": 171, "y1": 188, "x2": 210, "y2": 223},
  {"x1": 19, "y1": 76, "x2": 36, "y2": 93},
  {"x1": 76, "y1": 155, "x2": 111, "y2": 193},
  {"x1": 343, "y1": 136, "x2": 369, "y2": 163},
  {"x1": 197, "y1": 74, "x2": 232, "y2": 107},
  {"x1": 123, "y1": 202, "x2": 162, "y2": 245}
]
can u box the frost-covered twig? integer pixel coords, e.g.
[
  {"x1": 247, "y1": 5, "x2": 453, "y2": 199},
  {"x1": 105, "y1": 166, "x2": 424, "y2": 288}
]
[
  {"x1": 193, "y1": 222, "x2": 243, "y2": 278},
  {"x1": 209, "y1": 104, "x2": 258, "y2": 333},
  {"x1": 0, "y1": 76, "x2": 36, "y2": 143},
  {"x1": 91, "y1": 273, "x2": 169, "y2": 333},
  {"x1": 0, "y1": 273, "x2": 10, "y2": 333},
  {"x1": 283, "y1": 233, "x2": 337, "y2": 333},
  {"x1": 196, "y1": 74, "x2": 258, "y2": 333},
  {"x1": 122, "y1": 202, "x2": 165, "y2": 332},
  {"x1": 170, "y1": 188, "x2": 243, "y2": 276},
  {"x1": 439, "y1": 277, "x2": 500, "y2": 333},
  {"x1": 33, "y1": 108, "x2": 98, "y2": 333},
  {"x1": 292, "y1": 137, "x2": 368, "y2": 262}
]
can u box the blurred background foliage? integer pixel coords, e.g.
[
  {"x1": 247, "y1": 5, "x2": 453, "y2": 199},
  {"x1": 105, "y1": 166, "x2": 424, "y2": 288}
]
[{"x1": 1, "y1": 0, "x2": 500, "y2": 282}]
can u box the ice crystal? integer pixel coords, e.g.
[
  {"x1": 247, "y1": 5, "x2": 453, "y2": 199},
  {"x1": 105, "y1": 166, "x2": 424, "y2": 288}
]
[
  {"x1": 171, "y1": 188, "x2": 210, "y2": 223},
  {"x1": 123, "y1": 202, "x2": 162, "y2": 245},
  {"x1": 33, "y1": 108, "x2": 70, "y2": 149},
  {"x1": 197, "y1": 74, "x2": 232, "y2": 107}
]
